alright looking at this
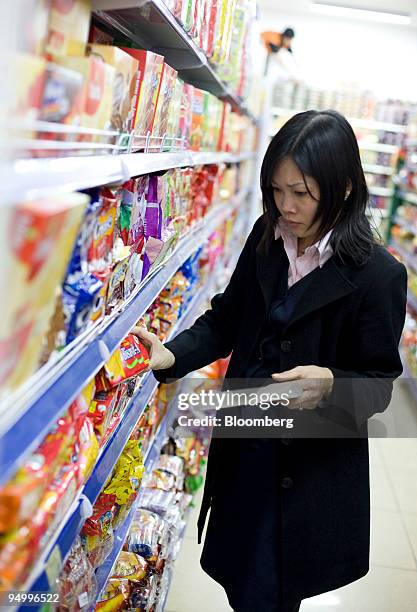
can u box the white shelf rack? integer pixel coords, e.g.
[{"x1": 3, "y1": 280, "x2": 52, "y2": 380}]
[{"x1": 0, "y1": 151, "x2": 255, "y2": 203}]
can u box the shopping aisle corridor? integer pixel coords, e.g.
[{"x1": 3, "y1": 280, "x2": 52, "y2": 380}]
[{"x1": 166, "y1": 380, "x2": 417, "y2": 612}]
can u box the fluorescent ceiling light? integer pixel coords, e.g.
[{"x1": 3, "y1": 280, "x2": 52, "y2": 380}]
[{"x1": 310, "y1": 2, "x2": 411, "y2": 25}]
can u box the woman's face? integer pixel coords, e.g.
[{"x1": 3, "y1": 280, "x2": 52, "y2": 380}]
[{"x1": 272, "y1": 156, "x2": 321, "y2": 242}]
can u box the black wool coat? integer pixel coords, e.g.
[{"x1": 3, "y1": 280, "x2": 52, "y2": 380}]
[{"x1": 154, "y1": 214, "x2": 407, "y2": 608}]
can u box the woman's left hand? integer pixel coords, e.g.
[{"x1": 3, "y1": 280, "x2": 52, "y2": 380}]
[{"x1": 272, "y1": 366, "x2": 334, "y2": 410}]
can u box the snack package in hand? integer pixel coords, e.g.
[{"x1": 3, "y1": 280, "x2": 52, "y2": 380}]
[
  {"x1": 101, "y1": 334, "x2": 150, "y2": 389},
  {"x1": 57, "y1": 537, "x2": 98, "y2": 611}
]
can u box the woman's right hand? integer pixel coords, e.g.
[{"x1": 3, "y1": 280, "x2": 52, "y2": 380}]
[{"x1": 131, "y1": 326, "x2": 176, "y2": 371}]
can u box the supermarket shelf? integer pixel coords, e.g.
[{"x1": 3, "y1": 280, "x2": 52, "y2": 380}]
[
  {"x1": 0, "y1": 189, "x2": 249, "y2": 486},
  {"x1": 0, "y1": 151, "x2": 255, "y2": 202},
  {"x1": 270, "y1": 107, "x2": 407, "y2": 133},
  {"x1": 363, "y1": 163, "x2": 393, "y2": 176},
  {"x1": 358, "y1": 141, "x2": 398, "y2": 154},
  {"x1": 369, "y1": 186, "x2": 394, "y2": 197},
  {"x1": 398, "y1": 189, "x2": 417, "y2": 206},
  {"x1": 400, "y1": 352, "x2": 417, "y2": 403},
  {"x1": 23, "y1": 282, "x2": 212, "y2": 602},
  {"x1": 366, "y1": 206, "x2": 390, "y2": 219},
  {"x1": 91, "y1": 0, "x2": 256, "y2": 121},
  {"x1": 393, "y1": 216, "x2": 417, "y2": 235},
  {"x1": 390, "y1": 239, "x2": 417, "y2": 274},
  {"x1": 407, "y1": 290, "x2": 417, "y2": 312}
]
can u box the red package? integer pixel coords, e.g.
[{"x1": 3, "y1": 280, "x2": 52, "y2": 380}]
[
  {"x1": 190, "y1": 88, "x2": 204, "y2": 151},
  {"x1": 88, "y1": 388, "x2": 118, "y2": 440},
  {"x1": 101, "y1": 334, "x2": 150, "y2": 388},
  {"x1": 0, "y1": 415, "x2": 74, "y2": 533},
  {"x1": 81, "y1": 494, "x2": 116, "y2": 568}
]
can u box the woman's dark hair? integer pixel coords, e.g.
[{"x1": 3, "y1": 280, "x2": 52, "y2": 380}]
[{"x1": 260, "y1": 109, "x2": 378, "y2": 266}]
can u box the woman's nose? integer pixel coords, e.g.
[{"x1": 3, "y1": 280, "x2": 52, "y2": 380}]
[{"x1": 280, "y1": 194, "x2": 297, "y2": 214}]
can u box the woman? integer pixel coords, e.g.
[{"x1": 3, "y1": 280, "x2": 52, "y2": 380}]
[{"x1": 134, "y1": 110, "x2": 407, "y2": 612}]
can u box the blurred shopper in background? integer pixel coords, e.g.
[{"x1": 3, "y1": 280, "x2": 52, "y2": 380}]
[{"x1": 262, "y1": 27, "x2": 302, "y2": 82}]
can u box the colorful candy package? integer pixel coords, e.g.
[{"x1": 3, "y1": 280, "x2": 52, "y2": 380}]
[
  {"x1": 113, "y1": 551, "x2": 148, "y2": 582},
  {"x1": 88, "y1": 388, "x2": 119, "y2": 440},
  {"x1": 100, "y1": 334, "x2": 150, "y2": 389},
  {"x1": 87, "y1": 188, "x2": 120, "y2": 272},
  {"x1": 95, "y1": 578, "x2": 131, "y2": 612},
  {"x1": 81, "y1": 494, "x2": 116, "y2": 568}
]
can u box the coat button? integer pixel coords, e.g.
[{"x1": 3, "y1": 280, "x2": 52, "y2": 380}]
[
  {"x1": 280, "y1": 340, "x2": 292, "y2": 353},
  {"x1": 281, "y1": 437, "x2": 292, "y2": 446},
  {"x1": 281, "y1": 477, "x2": 294, "y2": 489}
]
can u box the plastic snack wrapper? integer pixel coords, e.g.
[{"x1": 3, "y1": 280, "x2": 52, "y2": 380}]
[
  {"x1": 101, "y1": 334, "x2": 150, "y2": 389},
  {"x1": 0, "y1": 415, "x2": 74, "y2": 533},
  {"x1": 153, "y1": 63, "x2": 178, "y2": 139},
  {"x1": 128, "y1": 572, "x2": 158, "y2": 611},
  {"x1": 141, "y1": 468, "x2": 176, "y2": 493},
  {"x1": 62, "y1": 272, "x2": 103, "y2": 344},
  {"x1": 81, "y1": 494, "x2": 115, "y2": 568},
  {"x1": 87, "y1": 188, "x2": 120, "y2": 272},
  {"x1": 88, "y1": 388, "x2": 119, "y2": 440},
  {"x1": 72, "y1": 416, "x2": 100, "y2": 485},
  {"x1": 113, "y1": 551, "x2": 149, "y2": 582},
  {"x1": 138, "y1": 489, "x2": 176, "y2": 517},
  {"x1": 57, "y1": 537, "x2": 98, "y2": 612},
  {"x1": 125, "y1": 509, "x2": 161, "y2": 559},
  {"x1": 103, "y1": 440, "x2": 145, "y2": 505},
  {"x1": 95, "y1": 578, "x2": 131, "y2": 612}
]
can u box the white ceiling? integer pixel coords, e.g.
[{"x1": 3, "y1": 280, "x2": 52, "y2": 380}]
[{"x1": 258, "y1": 0, "x2": 417, "y2": 20}]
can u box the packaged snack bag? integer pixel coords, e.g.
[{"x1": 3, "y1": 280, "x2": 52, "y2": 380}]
[
  {"x1": 38, "y1": 62, "x2": 84, "y2": 129},
  {"x1": 125, "y1": 509, "x2": 161, "y2": 559},
  {"x1": 62, "y1": 272, "x2": 104, "y2": 344},
  {"x1": 152, "y1": 62, "x2": 178, "y2": 141},
  {"x1": 57, "y1": 537, "x2": 98, "y2": 611},
  {"x1": 53, "y1": 55, "x2": 115, "y2": 134},
  {"x1": 88, "y1": 388, "x2": 119, "y2": 440},
  {"x1": 72, "y1": 416, "x2": 99, "y2": 484},
  {"x1": 180, "y1": 0, "x2": 196, "y2": 32},
  {"x1": 11, "y1": 53, "x2": 46, "y2": 138},
  {"x1": 0, "y1": 193, "x2": 88, "y2": 391},
  {"x1": 86, "y1": 44, "x2": 139, "y2": 132},
  {"x1": 166, "y1": 78, "x2": 183, "y2": 145},
  {"x1": 103, "y1": 440, "x2": 144, "y2": 505},
  {"x1": 113, "y1": 551, "x2": 148, "y2": 582},
  {"x1": 212, "y1": 0, "x2": 237, "y2": 66},
  {"x1": 101, "y1": 334, "x2": 150, "y2": 389},
  {"x1": 0, "y1": 414, "x2": 74, "y2": 533},
  {"x1": 81, "y1": 494, "x2": 115, "y2": 568},
  {"x1": 46, "y1": 0, "x2": 92, "y2": 57},
  {"x1": 106, "y1": 241, "x2": 131, "y2": 313},
  {"x1": 120, "y1": 49, "x2": 164, "y2": 140},
  {"x1": 95, "y1": 578, "x2": 131, "y2": 612},
  {"x1": 190, "y1": 88, "x2": 205, "y2": 151}
]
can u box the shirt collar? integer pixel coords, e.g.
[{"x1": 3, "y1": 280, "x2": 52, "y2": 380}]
[{"x1": 274, "y1": 217, "x2": 334, "y2": 267}]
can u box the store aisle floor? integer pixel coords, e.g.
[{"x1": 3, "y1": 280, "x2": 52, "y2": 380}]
[{"x1": 166, "y1": 380, "x2": 417, "y2": 612}]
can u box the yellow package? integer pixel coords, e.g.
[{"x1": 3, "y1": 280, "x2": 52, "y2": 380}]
[
  {"x1": 11, "y1": 53, "x2": 47, "y2": 138},
  {"x1": 53, "y1": 55, "x2": 115, "y2": 135},
  {"x1": 212, "y1": 0, "x2": 237, "y2": 65},
  {"x1": 0, "y1": 193, "x2": 89, "y2": 393},
  {"x1": 86, "y1": 44, "x2": 139, "y2": 133},
  {"x1": 46, "y1": 0, "x2": 92, "y2": 57}
]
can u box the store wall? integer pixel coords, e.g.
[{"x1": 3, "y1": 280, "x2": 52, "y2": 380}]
[{"x1": 259, "y1": 8, "x2": 417, "y2": 101}]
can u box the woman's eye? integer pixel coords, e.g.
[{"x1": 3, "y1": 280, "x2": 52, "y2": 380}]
[
  {"x1": 272, "y1": 186, "x2": 280, "y2": 192},
  {"x1": 295, "y1": 191, "x2": 307, "y2": 197}
]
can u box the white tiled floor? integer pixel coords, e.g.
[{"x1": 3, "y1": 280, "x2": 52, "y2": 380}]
[{"x1": 166, "y1": 380, "x2": 417, "y2": 612}]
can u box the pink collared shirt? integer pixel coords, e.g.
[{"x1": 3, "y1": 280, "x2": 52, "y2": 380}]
[{"x1": 275, "y1": 218, "x2": 334, "y2": 288}]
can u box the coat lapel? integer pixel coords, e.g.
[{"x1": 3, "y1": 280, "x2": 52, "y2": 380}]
[
  {"x1": 255, "y1": 238, "x2": 358, "y2": 328},
  {"x1": 285, "y1": 257, "x2": 358, "y2": 330},
  {"x1": 255, "y1": 237, "x2": 289, "y2": 309}
]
